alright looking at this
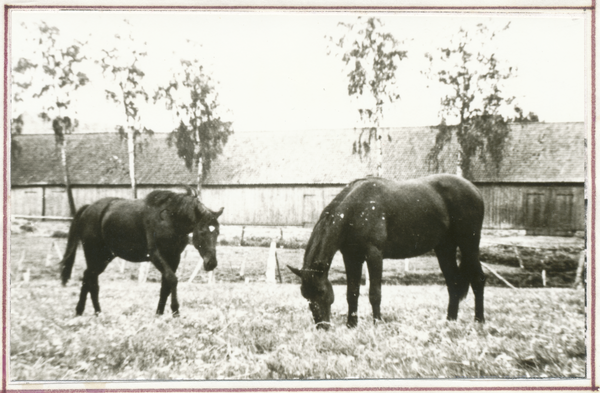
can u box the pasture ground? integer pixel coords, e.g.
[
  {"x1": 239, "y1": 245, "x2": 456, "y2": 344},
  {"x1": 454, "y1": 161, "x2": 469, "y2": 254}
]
[
  {"x1": 8, "y1": 222, "x2": 588, "y2": 381},
  {"x1": 11, "y1": 280, "x2": 586, "y2": 381}
]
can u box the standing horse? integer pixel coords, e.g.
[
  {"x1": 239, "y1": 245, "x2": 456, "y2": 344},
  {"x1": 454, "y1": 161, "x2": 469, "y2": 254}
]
[
  {"x1": 288, "y1": 174, "x2": 485, "y2": 329},
  {"x1": 60, "y1": 188, "x2": 223, "y2": 316}
]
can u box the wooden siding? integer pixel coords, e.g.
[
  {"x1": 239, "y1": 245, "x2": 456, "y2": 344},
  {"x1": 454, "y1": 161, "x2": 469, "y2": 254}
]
[
  {"x1": 476, "y1": 184, "x2": 585, "y2": 234},
  {"x1": 199, "y1": 186, "x2": 344, "y2": 226},
  {"x1": 11, "y1": 183, "x2": 585, "y2": 234}
]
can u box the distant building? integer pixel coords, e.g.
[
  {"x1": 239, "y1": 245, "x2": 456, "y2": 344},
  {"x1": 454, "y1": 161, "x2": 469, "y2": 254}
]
[{"x1": 11, "y1": 122, "x2": 586, "y2": 235}]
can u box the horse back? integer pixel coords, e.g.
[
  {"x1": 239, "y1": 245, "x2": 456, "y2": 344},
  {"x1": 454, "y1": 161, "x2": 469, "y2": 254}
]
[
  {"x1": 337, "y1": 175, "x2": 483, "y2": 258},
  {"x1": 424, "y1": 174, "x2": 484, "y2": 232}
]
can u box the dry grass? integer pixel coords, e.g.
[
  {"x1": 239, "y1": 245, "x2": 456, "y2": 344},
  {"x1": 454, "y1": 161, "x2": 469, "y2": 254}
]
[
  {"x1": 9, "y1": 231, "x2": 587, "y2": 382},
  {"x1": 10, "y1": 279, "x2": 586, "y2": 381}
]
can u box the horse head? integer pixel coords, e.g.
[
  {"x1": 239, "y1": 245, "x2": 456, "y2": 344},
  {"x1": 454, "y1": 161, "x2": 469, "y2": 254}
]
[
  {"x1": 192, "y1": 201, "x2": 224, "y2": 272},
  {"x1": 288, "y1": 265, "x2": 335, "y2": 330}
]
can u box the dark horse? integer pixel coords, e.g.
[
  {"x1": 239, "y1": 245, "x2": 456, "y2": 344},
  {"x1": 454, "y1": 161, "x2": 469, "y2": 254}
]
[
  {"x1": 60, "y1": 188, "x2": 223, "y2": 316},
  {"x1": 288, "y1": 174, "x2": 485, "y2": 329}
]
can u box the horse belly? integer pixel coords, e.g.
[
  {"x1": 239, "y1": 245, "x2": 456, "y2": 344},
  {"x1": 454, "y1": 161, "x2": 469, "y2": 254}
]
[
  {"x1": 383, "y1": 213, "x2": 449, "y2": 259},
  {"x1": 101, "y1": 208, "x2": 149, "y2": 262}
]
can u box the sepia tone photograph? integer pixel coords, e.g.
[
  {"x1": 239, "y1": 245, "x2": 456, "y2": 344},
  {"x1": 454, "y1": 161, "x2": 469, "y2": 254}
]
[{"x1": 5, "y1": 2, "x2": 593, "y2": 390}]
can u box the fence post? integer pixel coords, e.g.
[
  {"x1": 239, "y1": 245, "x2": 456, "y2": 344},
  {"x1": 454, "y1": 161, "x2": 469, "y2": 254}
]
[
  {"x1": 188, "y1": 259, "x2": 203, "y2": 284},
  {"x1": 265, "y1": 240, "x2": 277, "y2": 283},
  {"x1": 53, "y1": 241, "x2": 63, "y2": 261},
  {"x1": 17, "y1": 251, "x2": 25, "y2": 271},
  {"x1": 573, "y1": 250, "x2": 586, "y2": 289},
  {"x1": 138, "y1": 262, "x2": 150, "y2": 284},
  {"x1": 239, "y1": 258, "x2": 246, "y2": 278},
  {"x1": 542, "y1": 269, "x2": 547, "y2": 287},
  {"x1": 23, "y1": 268, "x2": 30, "y2": 283},
  {"x1": 512, "y1": 244, "x2": 525, "y2": 269}
]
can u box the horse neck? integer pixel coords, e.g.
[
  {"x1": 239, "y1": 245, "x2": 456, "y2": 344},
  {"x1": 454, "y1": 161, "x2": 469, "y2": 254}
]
[
  {"x1": 303, "y1": 217, "x2": 342, "y2": 274},
  {"x1": 171, "y1": 202, "x2": 199, "y2": 234}
]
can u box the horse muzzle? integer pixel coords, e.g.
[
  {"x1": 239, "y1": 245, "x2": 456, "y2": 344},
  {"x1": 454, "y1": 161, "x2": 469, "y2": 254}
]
[
  {"x1": 203, "y1": 255, "x2": 218, "y2": 272},
  {"x1": 310, "y1": 302, "x2": 331, "y2": 330},
  {"x1": 315, "y1": 321, "x2": 332, "y2": 330}
]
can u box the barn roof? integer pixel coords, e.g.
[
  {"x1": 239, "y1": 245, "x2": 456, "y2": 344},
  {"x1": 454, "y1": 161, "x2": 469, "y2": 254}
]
[{"x1": 10, "y1": 122, "x2": 585, "y2": 186}]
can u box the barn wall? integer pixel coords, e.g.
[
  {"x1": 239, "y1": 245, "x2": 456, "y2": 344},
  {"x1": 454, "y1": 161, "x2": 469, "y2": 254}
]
[
  {"x1": 200, "y1": 185, "x2": 344, "y2": 226},
  {"x1": 476, "y1": 183, "x2": 585, "y2": 235},
  {"x1": 11, "y1": 183, "x2": 585, "y2": 234}
]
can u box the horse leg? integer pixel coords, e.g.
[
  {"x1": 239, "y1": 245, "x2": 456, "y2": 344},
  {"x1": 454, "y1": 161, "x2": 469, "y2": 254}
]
[
  {"x1": 460, "y1": 244, "x2": 486, "y2": 323},
  {"x1": 365, "y1": 245, "x2": 383, "y2": 322},
  {"x1": 341, "y1": 248, "x2": 364, "y2": 328},
  {"x1": 75, "y1": 269, "x2": 91, "y2": 316},
  {"x1": 88, "y1": 258, "x2": 112, "y2": 315},
  {"x1": 156, "y1": 275, "x2": 171, "y2": 315},
  {"x1": 79, "y1": 247, "x2": 113, "y2": 316},
  {"x1": 169, "y1": 256, "x2": 182, "y2": 316},
  {"x1": 434, "y1": 241, "x2": 461, "y2": 321},
  {"x1": 150, "y1": 252, "x2": 179, "y2": 316}
]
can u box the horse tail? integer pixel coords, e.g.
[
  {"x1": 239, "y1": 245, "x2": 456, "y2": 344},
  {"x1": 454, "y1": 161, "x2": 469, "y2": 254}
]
[
  {"x1": 456, "y1": 260, "x2": 472, "y2": 300},
  {"x1": 60, "y1": 204, "x2": 89, "y2": 286}
]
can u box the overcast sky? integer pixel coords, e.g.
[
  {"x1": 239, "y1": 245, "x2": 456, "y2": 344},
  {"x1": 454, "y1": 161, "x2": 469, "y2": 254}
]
[{"x1": 10, "y1": 9, "x2": 587, "y2": 133}]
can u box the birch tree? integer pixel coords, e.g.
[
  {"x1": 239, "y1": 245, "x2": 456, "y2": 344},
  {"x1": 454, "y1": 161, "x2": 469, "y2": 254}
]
[
  {"x1": 100, "y1": 20, "x2": 153, "y2": 199},
  {"x1": 329, "y1": 17, "x2": 407, "y2": 176},
  {"x1": 11, "y1": 21, "x2": 89, "y2": 215},
  {"x1": 425, "y1": 23, "x2": 535, "y2": 179},
  {"x1": 154, "y1": 57, "x2": 233, "y2": 195}
]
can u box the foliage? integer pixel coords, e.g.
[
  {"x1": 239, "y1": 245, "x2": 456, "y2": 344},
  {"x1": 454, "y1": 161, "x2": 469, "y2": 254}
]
[
  {"x1": 99, "y1": 20, "x2": 154, "y2": 198},
  {"x1": 11, "y1": 20, "x2": 89, "y2": 215},
  {"x1": 100, "y1": 21, "x2": 154, "y2": 142},
  {"x1": 329, "y1": 17, "x2": 407, "y2": 175},
  {"x1": 10, "y1": 115, "x2": 24, "y2": 159},
  {"x1": 12, "y1": 21, "x2": 89, "y2": 124},
  {"x1": 512, "y1": 106, "x2": 540, "y2": 123},
  {"x1": 154, "y1": 56, "x2": 233, "y2": 187},
  {"x1": 425, "y1": 23, "x2": 537, "y2": 179},
  {"x1": 11, "y1": 21, "x2": 88, "y2": 140}
]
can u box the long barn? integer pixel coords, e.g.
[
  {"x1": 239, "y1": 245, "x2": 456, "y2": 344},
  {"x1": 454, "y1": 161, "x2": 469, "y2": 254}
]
[{"x1": 11, "y1": 122, "x2": 585, "y2": 236}]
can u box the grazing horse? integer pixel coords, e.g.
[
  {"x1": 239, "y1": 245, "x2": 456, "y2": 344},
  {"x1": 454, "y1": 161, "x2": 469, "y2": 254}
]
[
  {"x1": 60, "y1": 188, "x2": 223, "y2": 316},
  {"x1": 289, "y1": 174, "x2": 485, "y2": 329}
]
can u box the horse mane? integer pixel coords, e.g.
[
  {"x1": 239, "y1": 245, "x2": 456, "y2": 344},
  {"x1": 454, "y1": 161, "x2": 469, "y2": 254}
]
[
  {"x1": 313, "y1": 178, "x2": 367, "y2": 226},
  {"x1": 304, "y1": 179, "x2": 367, "y2": 271},
  {"x1": 145, "y1": 190, "x2": 200, "y2": 221}
]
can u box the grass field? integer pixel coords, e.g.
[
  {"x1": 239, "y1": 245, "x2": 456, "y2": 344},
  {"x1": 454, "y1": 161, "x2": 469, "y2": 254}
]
[
  {"x1": 8, "y1": 231, "x2": 588, "y2": 381},
  {"x1": 10, "y1": 280, "x2": 586, "y2": 381}
]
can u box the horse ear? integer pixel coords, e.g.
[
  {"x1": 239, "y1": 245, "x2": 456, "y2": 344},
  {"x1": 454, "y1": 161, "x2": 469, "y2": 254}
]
[
  {"x1": 185, "y1": 186, "x2": 197, "y2": 197},
  {"x1": 287, "y1": 265, "x2": 303, "y2": 277},
  {"x1": 215, "y1": 207, "x2": 224, "y2": 218}
]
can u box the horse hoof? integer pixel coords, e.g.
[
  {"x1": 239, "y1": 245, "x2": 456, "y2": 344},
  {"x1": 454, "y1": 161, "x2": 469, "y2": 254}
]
[
  {"x1": 172, "y1": 311, "x2": 180, "y2": 318},
  {"x1": 346, "y1": 314, "x2": 358, "y2": 328},
  {"x1": 94, "y1": 311, "x2": 101, "y2": 317},
  {"x1": 475, "y1": 317, "x2": 485, "y2": 323},
  {"x1": 315, "y1": 322, "x2": 331, "y2": 331}
]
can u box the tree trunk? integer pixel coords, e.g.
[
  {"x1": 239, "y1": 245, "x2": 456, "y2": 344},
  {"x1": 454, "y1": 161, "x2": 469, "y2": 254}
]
[
  {"x1": 127, "y1": 126, "x2": 137, "y2": 199},
  {"x1": 456, "y1": 149, "x2": 463, "y2": 177},
  {"x1": 196, "y1": 156, "x2": 203, "y2": 198},
  {"x1": 60, "y1": 139, "x2": 77, "y2": 216},
  {"x1": 376, "y1": 132, "x2": 383, "y2": 177}
]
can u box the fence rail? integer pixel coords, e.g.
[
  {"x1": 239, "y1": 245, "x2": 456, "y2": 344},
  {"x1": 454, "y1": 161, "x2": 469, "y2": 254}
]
[{"x1": 12, "y1": 215, "x2": 73, "y2": 221}]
